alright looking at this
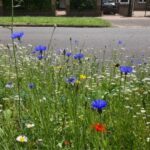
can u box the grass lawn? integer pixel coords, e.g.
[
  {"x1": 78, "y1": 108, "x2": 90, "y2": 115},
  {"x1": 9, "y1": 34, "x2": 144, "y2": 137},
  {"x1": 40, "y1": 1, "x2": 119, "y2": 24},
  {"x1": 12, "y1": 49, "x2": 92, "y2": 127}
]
[{"x1": 0, "y1": 16, "x2": 111, "y2": 27}]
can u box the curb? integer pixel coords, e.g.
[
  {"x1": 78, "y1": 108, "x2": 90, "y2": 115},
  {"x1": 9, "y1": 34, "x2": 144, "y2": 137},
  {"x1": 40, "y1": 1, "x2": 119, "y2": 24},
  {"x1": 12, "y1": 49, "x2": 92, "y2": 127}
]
[{"x1": 0, "y1": 24, "x2": 111, "y2": 28}]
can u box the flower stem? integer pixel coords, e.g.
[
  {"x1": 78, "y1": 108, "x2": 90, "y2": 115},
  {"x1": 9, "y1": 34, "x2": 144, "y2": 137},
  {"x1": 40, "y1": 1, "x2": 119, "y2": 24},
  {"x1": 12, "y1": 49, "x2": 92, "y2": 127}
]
[{"x1": 11, "y1": 0, "x2": 21, "y2": 125}]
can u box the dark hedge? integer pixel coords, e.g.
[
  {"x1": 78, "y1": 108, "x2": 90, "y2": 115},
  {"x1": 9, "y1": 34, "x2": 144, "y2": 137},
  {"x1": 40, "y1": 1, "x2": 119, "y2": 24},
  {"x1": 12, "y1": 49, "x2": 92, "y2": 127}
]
[
  {"x1": 3, "y1": 0, "x2": 51, "y2": 11},
  {"x1": 70, "y1": 0, "x2": 97, "y2": 10}
]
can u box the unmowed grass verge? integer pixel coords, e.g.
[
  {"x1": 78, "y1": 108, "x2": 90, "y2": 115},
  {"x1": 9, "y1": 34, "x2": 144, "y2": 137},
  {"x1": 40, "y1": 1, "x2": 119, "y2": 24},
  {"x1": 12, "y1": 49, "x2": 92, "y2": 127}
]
[
  {"x1": 0, "y1": 16, "x2": 111, "y2": 27},
  {"x1": 0, "y1": 28, "x2": 150, "y2": 149}
]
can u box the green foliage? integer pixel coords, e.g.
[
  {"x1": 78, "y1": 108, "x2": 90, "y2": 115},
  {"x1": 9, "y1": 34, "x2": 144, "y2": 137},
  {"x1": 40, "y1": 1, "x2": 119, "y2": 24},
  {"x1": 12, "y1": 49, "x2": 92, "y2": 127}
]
[
  {"x1": 0, "y1": 3, "x2": 150, "y2": 148},
  {"x1": 3, "y1": 0, "x2": 11, "y2": 9},
  {"x1": 0, "y1": 34, "x2": 150, "y2": 149},
  {"x1": 3, "y1": 0, "x2": 51, "y2": 11},
  {"x1": 23, "y1": 0, "x2": 51, "y2": 11},
  {"x1": 70, "y1": 0, "x2": 97, "y2": 10}
]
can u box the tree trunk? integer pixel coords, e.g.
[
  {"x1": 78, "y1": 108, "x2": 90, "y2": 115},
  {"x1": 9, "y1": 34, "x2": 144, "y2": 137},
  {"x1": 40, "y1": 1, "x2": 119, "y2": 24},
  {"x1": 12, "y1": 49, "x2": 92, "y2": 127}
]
[
  {"x1": 0, "y1": 0, "x2": 3, "y2": 15},
  {"x1": 128, "y1": 0, "x2": 134, "y2": 17},
  {"x1": 96, "y1": 0, "x2": 102, "y2": 16},
  {"x1": 51, "y1": 0, "x2": 56, "y2": 16},
  {"x1": 66, "y1": 0, "x2": 70, "y2": 16}
]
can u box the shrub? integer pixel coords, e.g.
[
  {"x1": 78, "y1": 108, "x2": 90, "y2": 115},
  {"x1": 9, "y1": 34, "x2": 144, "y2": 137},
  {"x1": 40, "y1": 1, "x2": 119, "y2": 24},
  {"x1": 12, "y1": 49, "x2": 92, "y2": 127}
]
[
  {"x1": 3, "y1": 0, "x2": 51, "y2": 11},
  {"x1": 70, "y1": 0, "x2": 96, "y2": 10}
]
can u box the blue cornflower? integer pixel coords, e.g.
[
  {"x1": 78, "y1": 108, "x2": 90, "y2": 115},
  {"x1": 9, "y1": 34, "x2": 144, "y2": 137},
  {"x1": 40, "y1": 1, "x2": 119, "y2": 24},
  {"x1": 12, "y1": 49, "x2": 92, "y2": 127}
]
[
  {"x1": 37, "y1": 55, "x2": 44, "y2": 60},
  {"x1": 11, "y1": 32, "x2": 24, "y2": 40},
  {"x1": 120, "y1": 66, "x2": 133, "y2": 74},
  {"x1": 66, "y1": 52, "x2": 72, "y2": 57},
  {"x1": 91, "y1": 99, "x2": 107, "y2": 110},
  {"x1": 34, "y1": 45, "x2": 47, "y2": 52},
  {"x1": 66, "y1": 76, "x2": 76, "y2": 84},
  {"x1": 28, "y1": 83, "x2": 35, "y2": 89},
  {"x1": 74, "y1": 53, "x2": 84, "y2": 59},
  {"x1": 118, "y1": 40, "x2": 123, "y2": 45}
]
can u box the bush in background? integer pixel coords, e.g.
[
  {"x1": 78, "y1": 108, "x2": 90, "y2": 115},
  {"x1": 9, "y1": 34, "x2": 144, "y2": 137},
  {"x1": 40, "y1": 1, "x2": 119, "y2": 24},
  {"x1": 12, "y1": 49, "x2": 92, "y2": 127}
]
[
  {"x1": 3, "y1": 0, "x2": 51, "y2": 11},
  {"x1": 70, "y1": 0, "x2": 96, "y2": 10}
]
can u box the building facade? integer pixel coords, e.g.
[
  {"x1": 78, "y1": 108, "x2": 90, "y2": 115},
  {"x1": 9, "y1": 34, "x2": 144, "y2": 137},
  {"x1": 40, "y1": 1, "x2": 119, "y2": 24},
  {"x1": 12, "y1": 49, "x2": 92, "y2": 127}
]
[
  {"x1": 118, "y1": 0, "x2": 146, "y2": 10},
  {"x1": 0, "y1": 0, "x2": 149, "y2": 16}
]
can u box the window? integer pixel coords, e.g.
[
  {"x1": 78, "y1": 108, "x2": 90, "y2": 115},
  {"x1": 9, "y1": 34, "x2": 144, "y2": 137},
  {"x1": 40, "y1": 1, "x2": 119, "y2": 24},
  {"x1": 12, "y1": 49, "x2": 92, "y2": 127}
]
[
  {"x1": 138, "y1": 0, "x2": 146, "y2": 3},
  {"x1": 119, "y1": 0, "x2": 129, "y2": 4}
]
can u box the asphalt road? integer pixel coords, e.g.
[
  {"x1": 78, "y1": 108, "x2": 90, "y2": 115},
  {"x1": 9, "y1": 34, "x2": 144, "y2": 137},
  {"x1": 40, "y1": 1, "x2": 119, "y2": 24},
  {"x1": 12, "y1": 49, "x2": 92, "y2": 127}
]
[
  {"x1": 105, "y1": 18, "x2": 150, "y2": 28},
  {"x1": 0, "y1": 26, "x2": 150, "y2": 57}
]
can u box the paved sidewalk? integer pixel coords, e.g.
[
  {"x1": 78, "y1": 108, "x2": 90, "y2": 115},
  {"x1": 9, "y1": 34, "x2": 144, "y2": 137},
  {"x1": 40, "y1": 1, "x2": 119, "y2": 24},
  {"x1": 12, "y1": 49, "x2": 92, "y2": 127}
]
[{"x1": 101, "y1": 11, "x2": 150, "y2": 28}]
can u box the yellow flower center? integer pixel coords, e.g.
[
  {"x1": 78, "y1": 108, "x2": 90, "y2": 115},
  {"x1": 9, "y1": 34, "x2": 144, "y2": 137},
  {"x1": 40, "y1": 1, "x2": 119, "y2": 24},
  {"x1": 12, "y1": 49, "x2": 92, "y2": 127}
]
[{"x1": 20, "y1": 137, "x2": 26, "y2": 142}]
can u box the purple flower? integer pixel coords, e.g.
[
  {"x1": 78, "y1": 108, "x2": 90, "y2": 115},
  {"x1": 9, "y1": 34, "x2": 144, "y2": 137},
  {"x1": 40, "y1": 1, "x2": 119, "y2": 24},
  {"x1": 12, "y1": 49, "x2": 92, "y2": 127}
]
[
  {"x1": 34, "y1": 45, "x2": 47, "y2": 52},
  {"x1": 66, "y1": 76, "x2": 76, "y2": 84},
  {"x1": 66, "y1": 52, "x2": 72, "y2": 57},
  {"x1": 120, "y1": 66, "x2": 133, "y2": 75},
  {"x1": 11, "y1": 32, "x2": 24, "y2": 40},
  {"x1": 28, "y1": 83, "x2": 35, "y2": 89},
  {"x1": 91, "y1": 99, "x2": 107, "y2": 110},
  {"x1": 118, "y1": 40, "x2": 123, "y2": 45},
  {"x1": 74, "y1": 53, "x2": 84, "y2": 60},
  {"x1": 37, "y1": 55, "x2": 44, "y2": 60}
]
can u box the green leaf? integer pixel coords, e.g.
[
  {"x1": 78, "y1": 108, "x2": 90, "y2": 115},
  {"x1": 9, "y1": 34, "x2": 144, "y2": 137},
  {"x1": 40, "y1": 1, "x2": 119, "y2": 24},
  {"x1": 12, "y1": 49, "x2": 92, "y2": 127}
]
[
  {"x1": 3, "y1": 109, "x2": 12, "y2": 121},
  {"x1": 0, "y1": 128, "x2": 5, "y2": 137}
]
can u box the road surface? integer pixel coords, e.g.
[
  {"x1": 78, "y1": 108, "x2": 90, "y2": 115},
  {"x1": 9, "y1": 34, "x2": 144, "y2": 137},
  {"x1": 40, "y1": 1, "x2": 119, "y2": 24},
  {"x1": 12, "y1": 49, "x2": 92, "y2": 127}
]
[{"x1": 0, "y1": 26, "x2": 150, "y2": 57}]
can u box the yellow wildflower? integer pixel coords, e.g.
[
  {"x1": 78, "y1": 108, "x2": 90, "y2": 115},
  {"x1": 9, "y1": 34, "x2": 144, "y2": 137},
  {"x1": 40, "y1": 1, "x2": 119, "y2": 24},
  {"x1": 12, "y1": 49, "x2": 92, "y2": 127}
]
[{"x1": 80, "y1": 74, "x2": 87, "y2": 80}]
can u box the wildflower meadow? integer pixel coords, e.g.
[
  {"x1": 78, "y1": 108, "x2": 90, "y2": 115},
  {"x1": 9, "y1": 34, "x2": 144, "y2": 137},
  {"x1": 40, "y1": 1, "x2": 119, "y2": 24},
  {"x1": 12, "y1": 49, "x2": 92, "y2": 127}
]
[
  {"x1": 0, "y1": 2, "x2": 150, "y2": 149},
  {"x1": 0, "y1": 26, "x2": 150, "y2": 150}
]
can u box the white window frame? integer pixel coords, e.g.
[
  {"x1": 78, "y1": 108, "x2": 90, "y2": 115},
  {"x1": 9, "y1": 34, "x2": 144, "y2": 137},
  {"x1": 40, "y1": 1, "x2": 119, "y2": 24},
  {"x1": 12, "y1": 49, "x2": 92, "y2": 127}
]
[
  {"x1": 119, "y1": 0, "x2": 129, "y2": 4},
  {"x1": 138, "y1": 0, "x2": 146, "y2": 3}
]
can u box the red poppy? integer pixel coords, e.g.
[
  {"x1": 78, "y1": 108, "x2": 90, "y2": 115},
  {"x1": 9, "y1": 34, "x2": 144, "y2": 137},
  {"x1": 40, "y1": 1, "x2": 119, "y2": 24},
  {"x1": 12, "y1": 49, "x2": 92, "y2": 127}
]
[
  {"x1": 92, "y1": 123, "x2": 106, "y2": 132},
  {"x1": 64, "y1": 140, "x2": 71, "y2": 145}
]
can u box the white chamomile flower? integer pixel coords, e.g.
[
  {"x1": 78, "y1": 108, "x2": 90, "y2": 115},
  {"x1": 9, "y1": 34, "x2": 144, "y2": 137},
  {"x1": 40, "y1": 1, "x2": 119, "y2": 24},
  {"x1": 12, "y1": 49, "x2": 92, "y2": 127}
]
[
  {"x1": 37, "y1": 139, "x2": 43, "y2": 142},
  {"x1": 16, "y1": 135, "x2": 28, "y2": 143},
  {"x1": 147, "y1": 137, "x2": 150, "y2": 142},
  {"x1": 25, "y1": 123, "x2": 35, "y2": 128},
  {"x1": 146, "y1": 122, "x2": 150, "y2": 125},
  {"x1": 5, "y1": 82, "x2": 14, "y2": 88},
  {"x1": 141, "y1": 109, "x2": 146, "y2": 113}
]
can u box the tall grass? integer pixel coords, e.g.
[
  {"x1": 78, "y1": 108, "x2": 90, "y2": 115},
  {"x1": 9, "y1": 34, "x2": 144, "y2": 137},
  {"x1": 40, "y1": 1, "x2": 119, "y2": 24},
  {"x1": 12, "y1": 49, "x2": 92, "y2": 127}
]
[
  {"x1": 0, "y1": 35, "x2": 150, "y2": 149},
  {"x1": 0, "y1": 0, "x2": 149, "y2": 150}
]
